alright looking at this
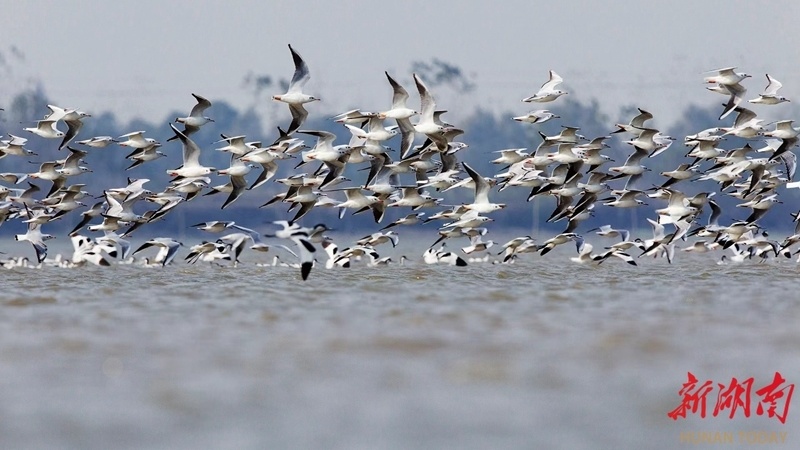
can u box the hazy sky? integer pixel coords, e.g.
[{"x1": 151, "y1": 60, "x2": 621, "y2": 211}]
[{"x1": 4, "y1": 0, "x2": 800, "y2": 127}]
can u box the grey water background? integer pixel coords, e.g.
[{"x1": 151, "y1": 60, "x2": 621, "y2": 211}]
[{"x1": 1, "y1": 237, "x2": 798, "y2": 449}]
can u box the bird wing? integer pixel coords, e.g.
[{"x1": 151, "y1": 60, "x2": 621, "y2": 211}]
[
  {"x1": 287, "y1": 44, "x2": 310, "y2": 93},
  {"x1": 385, "y1": 71, "x2": 410, "y2": 109}
]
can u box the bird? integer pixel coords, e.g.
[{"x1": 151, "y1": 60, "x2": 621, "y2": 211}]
[
  {"x1": 513, "y1": 110, "x2": 560, "y2": 124},
  {"x1": 491, "y1": 148, "x2": 529, "y2": 166},
  {"x1": 461, "y1": 235, "x2": 494, "y2": 255},
  {"x1": 714, "y1": 82, "x2": 748, "y2": 120},
  {"x1": 24, "y1": 119, "x2": 64, "y2": 139},
  {"x1": 166, "y1": 123, "x2": 215, "y2": 179},
  {"x1": 749, "y1": 74, "x2": 790, "y2": 105},
  {"x1": 539, "y1": 232, "x2": 579, "y2": 256},
  {"x1": 15, "y1": 209, "x2": 54, "y2": 264},
  {"x1": 589, "y1": 225, "x2": 630, "y2": 240},
  {"x1": 720, "y1": 107, "x2": 764, "y2": 139},
  {"x1": 213, "y1": 157, "x2": 252, "y2": 209},
  {"x1": 76, "y1": 136, "x2": 117, "y2": 148},
  {"x1": 126, "y1": 143, "x2": 166, "y2": 170},
  {"x1": 523, "y1": 70, "x2": 567, "y2": 103},
  {"x1": 356, "y1": 231, "x2": 399, "y2": 248},
  {"x1": 272, "y1": 45, "x2": 319, "y2": 134},
  {"x1": 380, "y1": 212, "x2": 425, "y2": 231},
  {"x1": 336, "y1": 188, "x2": 385, "y2": 223},
  {"x1": 132, "y1": 238, "x2": 183, "y2": 266},
  {"x1": 612, "y1": 108, "x2": 653, "y2": 136},
  {"x1": 703, "y1": 67, "x2": 751, "y2": 85},
  {"x1": 193, "y1": 221, "x2": 236, "y2": 233},
  {"x1": 185, "y1": 241, "x2": 231, "y2": 265},
  {"x1": 43, "y1": 105, "x2": 91, "y2": 150},
  {"x1": 297, "y1": 129, "x2": 352, "y2": 188},
  {"x1": 412, "y1": 73, "x2": 448, "y2": 151},
  {"x1": 461, "y1": 162, "x2": 506, "y2": 214},
  {"x1": 118, "y1": 131, "x2": 160, "y2": 149},
  {"x1": 272, "y1": 221, "x2": 329, "y2": 280},
  {"x1": 380, "y1": 72, "x2": 418, "y2": 158},
  {"x1": 602, "y1": 190, "x2": 647, "y2": 208},
  {"x1": 171, "y1": 93, "x2": 214, "y2": 138}
]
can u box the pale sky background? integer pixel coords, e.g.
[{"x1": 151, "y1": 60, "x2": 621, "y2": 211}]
[{"x1": 3, "y1": 0, "x2": 800, "y2": 127}]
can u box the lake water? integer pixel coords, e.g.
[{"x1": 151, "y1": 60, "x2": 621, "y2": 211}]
[{"x1": 0, "y1": 247, "x2": 798, "y2": 449}]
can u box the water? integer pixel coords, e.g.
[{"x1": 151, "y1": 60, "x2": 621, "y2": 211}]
[{"x1": 0, "y1": 253, "x2": 798, "y2": 449}]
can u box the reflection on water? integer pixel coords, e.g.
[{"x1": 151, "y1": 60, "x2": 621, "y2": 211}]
[{"x1": 0, "y1": 257, "x2": 797, "y2": 449}]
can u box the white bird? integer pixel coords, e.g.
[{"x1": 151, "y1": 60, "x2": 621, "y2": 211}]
[
  {"x1": 491, "y1": 148, "x2": 528, "y2": 166},
  {"x1": 538, "y1": 232, "x2": 579, "y2": 256},
  {"x1": 412, "y1": 73, "x2": 448, "y2": 151},
  {"x1": 380, "y1": 72, "x2": 418, "y2": 157},
  {"x1": 133, "y1": 237, "x2": 183, "y2": 267},
  {"x1": 681, "y1": 241, "x2": 718, "y2": 253},
  {"x1": 193, "y1": 220, "x2": 236, "y2": 233},
  {"x1": 0, "y1": 135, "x2": 37, "y2": 158},
  {"x1": 612, "y1": 108, "x2": 653, "y2": 136},
  {"x1": 43, "y1": 105, "x2": 91, "y2": 150},
  {"x1": 76, "y1": 136, "x2": 117, "y2": 148},
  {"x1": 659, "y1": 163, "x2": 698, "y2": 188},
  {"x1": 215, "y1": 135, "x2": 254, "y2": 156},
  {"x1": 570, "y1": 238, "x2": 600, "y2": 265},
  {"x1": 64, "y1": 236, "x2": 106, "y2": 266},
  {"x1": 96, "y1": 232, "x2": 133, "y2": 260},
  {"x1": 442, "y1": 210, "x2": 493, "y2": 229},
  {"x1": 461, "y1": 235, "x2": 494, "y2": 254},
  {"x1": 214, "y1": 157, "x2": 252, "y2": 209},
  {"x1": 589, "y1": 225, "x2": 629, "y2": 240},
  {"x1": 425, "y1": 243, "x2": 468, "y2": 266},
  {"x1": 15, "y1": 213, "x2": 54, "y2": 263},
  {"x1": 166, "y1": 123, "x2": 215, "y2": 178},
  {"x1": 173, "y1": 93, "x2": 214, "y2": 136},
  {"x1": 655, "y1": 189, "x2": 698, "y2": 224},
  {"x1": 272, "y1": 45, "x2": 319, "y2": 134},
  {"x1": 714, "y1": 82, "x2": 748, "y2": 120},
  {"x1": 103, "y1": 191, "x2": 141, "y2": 223},
  {"x1": 68, "y1": 201, "x2": 104, "y2": 236},
  {"x1": 703, "y1": 67, "x2": 751, "y2": 86},
  {"x1": 24, "y1": 119, "x2": 64, "y2": 139},
  {"x1": 602, "y1": 190, "x2": 647, "y2": 208},
  {"x1": 436, "y1": 249, "x2": 468, "y2": 266},
  {"x1": 377, "y1": 72, "x2": 419, "y2": 120},
  {"x1": 356, "y1": 231, "x2": 399, "y2": 248},
  {"x1": 229, "y1": 224, "x2": 298, "y2": 256},
  {"x1": 240, "y1": 148, "x2": 281, "y2": 190},
  {"x1": 272, "y1": 221, "x2": 328, "y2": 280},
  {"x1": 720, "y1": 107, "x2": 765, "y2": 139},
  {"x1": 762, "y1": 120, "x2": 799, "y2": 140},
  {"x1": 345, "y1": 116, "x2": 397, "y2": 142},
  {"x1": 126, "y1": 143, "x2": 166, "y2": 170},
  {"x1": 749, "y1": 74, "x2": 790, "y2": 105},
  {"x1": 185, "y1": 241, "x2": 231, "y2": 265},
  {"x1": 523, "y1": 70, "x2": 567, "y2": 103},
  {"x1": 462, "y1": 162, "x2": 505, "y2": 214},
  {"x1": 165, "y1": 176, "x2": 210, "y2": 201},
  {"x1": 56, "y1": 147, "x2": 92, "y2": 177},
  {"x1": 380, "y1": 212, "x2": 424, "y2": 231},
  {"x1": 513, "y1": 109, "x2": 559, "y2": 124},
  {"x1": 337, "y1": 188, "x2": 385, "y2": 223},
  {"x1": 610, "y1": 146, "x2": 649, "y2": 178},
  {"x1": 283, "y1": 185, "x2": 323, "y2": 223},
  {"x1": 118, "y1": 131, "x2": 160, "y2": 149},
  {"x1": 386, "y1": 187, "x2": 437, "y2": 209}
]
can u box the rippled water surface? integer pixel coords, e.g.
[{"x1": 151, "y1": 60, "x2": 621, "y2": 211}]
[{"x1": 1, "y1": 255, "x2": 798, "y2": 449}]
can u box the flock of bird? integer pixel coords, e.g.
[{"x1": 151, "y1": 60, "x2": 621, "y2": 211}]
[{"x1": 1, "y1": 45, "x2": 799, "y2": 280}]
